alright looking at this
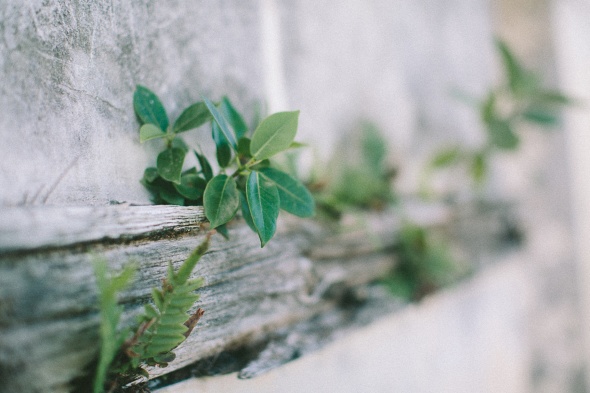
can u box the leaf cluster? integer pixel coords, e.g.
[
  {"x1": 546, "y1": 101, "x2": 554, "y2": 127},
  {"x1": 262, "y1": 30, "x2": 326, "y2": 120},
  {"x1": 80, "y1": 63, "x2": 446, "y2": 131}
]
[
  {"x1": 311, "y1": 122, "x2": 396, "y2": 218},
  {"x1": 91, "y1": 237, "x2": 210, "y2": 393},
  {"x1": 135, "y1": 86, "x2": 315, "y2": 246},
  {"x1": 382, "y1": 223, "x2": 457, "y2": 301},
  {"x1": 428, "y1": 39, "x2": 571, "y2": 187}
]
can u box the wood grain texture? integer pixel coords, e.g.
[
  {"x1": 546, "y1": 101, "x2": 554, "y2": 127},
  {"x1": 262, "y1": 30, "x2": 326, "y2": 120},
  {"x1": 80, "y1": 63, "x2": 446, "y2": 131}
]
[{"x1": 0, "y1": 204, "x2": 448, "y2": 393}]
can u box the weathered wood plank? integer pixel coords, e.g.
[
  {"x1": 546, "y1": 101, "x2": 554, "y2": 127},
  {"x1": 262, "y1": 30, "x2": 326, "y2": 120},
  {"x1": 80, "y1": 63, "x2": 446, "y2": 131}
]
[{"x1": 0, "y1": 204, "x2": 448, "y2": 393}]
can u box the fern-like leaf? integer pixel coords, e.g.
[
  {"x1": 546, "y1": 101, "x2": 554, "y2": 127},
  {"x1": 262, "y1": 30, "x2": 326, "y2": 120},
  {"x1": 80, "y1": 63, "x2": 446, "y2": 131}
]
[
  {"x1": 93, "y1": 260, "x2": 135, "y2": 393},
  {"x1": 131, "y1": 235, "x2": 210, "y2": 366}
]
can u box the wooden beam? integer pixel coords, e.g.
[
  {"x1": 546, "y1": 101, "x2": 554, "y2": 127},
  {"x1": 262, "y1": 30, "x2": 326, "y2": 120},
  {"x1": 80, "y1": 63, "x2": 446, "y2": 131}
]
[{"x1": 0, "y1": 204, "x2": 447, "y2": 392}]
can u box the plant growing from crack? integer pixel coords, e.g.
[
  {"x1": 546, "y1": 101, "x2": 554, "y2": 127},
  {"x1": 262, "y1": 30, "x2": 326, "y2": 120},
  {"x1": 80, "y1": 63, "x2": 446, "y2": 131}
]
[
  {"x1": 135, "y1": 86, "x2": 315, "y2": 246},
  {"x1": 91, "y1": 235, "x2": 211, "y2": 393}
]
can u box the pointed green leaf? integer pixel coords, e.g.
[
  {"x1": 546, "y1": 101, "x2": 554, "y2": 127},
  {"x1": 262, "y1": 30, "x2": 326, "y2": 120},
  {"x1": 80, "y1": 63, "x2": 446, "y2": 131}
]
[
  {"x1": 174, "y1": 174, "x2": 207, "y2": 200},
  {"x1": 144, "y1": 304, "x2": 159, "y2": 319},
  {"x1": 361, "y1": 123, "x2": 387, "y2": 173},
  {"x1": 522, "y1": 107, "x2": 559, "y2": 126},
  {"x1": 471, "y1": 153, "x2": 487, "y2": 184},
  {"x1": 151, "y1": 288, "x2": 164, "y2": 310},
  {"x1": 431, "y1": 147, "x2": 462, "y2": 168},
  {"x1": 204, "y1": 174, "x2": 240, "y2": 228},
  {"x1": 239, "y1": 191, "x2": 257, "y2": 232},
  {"x1": 140, "y1": 123, "x2": 167, "y2": 143},
  {"x1": 487, "y1": 120, "x2": 519, "y2": 150},
  {"x1": 173, "y1": 102, "x2": 211, "y2": 133},
  {"x1": 221, "y1": 96, "x2": 248, "y2": 139},
  {"x1": 157, "y1": 148, "x2": 186, "y2": 184},
  {"x1": 212, "y1": 121, "x2": 232, "y2": 167},
  {"x1": 159, "y1": 313, "x2": 190, "y2": 326},
  {"x1": 175, "y1": 238, "x2": 210, "y2": 284},
  {"x1": 259, "y1": 167, "x2": 314, "y2": 217},
  {"x1": 216, "y1": 223, "x2": 230, "y2": 240},
  {"x1": 202, "y1": 96, "x2": 238, "y2": 149},
  {"x1": 250, "y1": 111, "x2": 299, "y2": 160},
  {"x1": 194, "y1": 150, "x2": 213, "y2": 181},
  {"x1": 246, "y1": 171, "x2": 280, "y2": 247},
  {"x1": 134, "y1": 85, "x2": 169, "y2": 131}
]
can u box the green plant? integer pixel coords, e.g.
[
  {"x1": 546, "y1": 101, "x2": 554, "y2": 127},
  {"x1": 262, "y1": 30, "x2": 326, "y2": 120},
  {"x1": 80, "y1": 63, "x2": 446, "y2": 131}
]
[
  {"x1": 91, "y1": 236, "x2": 210, "y2": 392},
  {"x1": 311, "y1": 121, "x2": 396, "y2": 218},
  {"x1": 382, "y1": 223, "x2": 457, "y2": 301},
  {"x1": 426, "y1": 38, "x2": 571, "y2": 189},
  {"x1": 135, "y1": 86, "x2": 315, "y2": 246}
]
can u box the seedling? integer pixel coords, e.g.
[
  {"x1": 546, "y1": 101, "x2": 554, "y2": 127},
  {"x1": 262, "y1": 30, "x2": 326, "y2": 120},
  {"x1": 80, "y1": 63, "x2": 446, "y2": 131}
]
[{"x1": 135, "y1": 86, "x2": 315, "y2": 246}]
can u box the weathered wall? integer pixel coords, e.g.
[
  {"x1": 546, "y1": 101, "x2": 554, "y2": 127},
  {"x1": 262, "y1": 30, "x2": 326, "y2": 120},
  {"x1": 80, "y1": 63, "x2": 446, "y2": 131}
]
[{"x1": 0, "y1": 0, "x2": 265, "y2": 206}]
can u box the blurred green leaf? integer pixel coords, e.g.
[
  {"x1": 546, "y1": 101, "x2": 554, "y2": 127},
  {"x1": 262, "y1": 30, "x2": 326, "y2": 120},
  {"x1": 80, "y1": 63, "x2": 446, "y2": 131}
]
[
  {"x1": 259, "y1": 167, "x2": 314, "y2": 217},
  {"x1": 134, "y1": 85, "x2": 169, "y2": 131},
  {"x1": 157, "y1": 148, "x2": 186, "y2": 184},
  {"x1": 220, "y1": 97, "x2": 248, "y2": 139},
  {"x1": 250, "y1": 111, "x2": 299, "y2": 160},
  {"x1": 471, "y1": 152, "x2": 487, "y2": 185},
  {"x1": 522, "y1": 107, "x2": 559, "y2": 126},
  {"x1": 361, "y1": 123, "x2": 387, "y2": 173},
  {"x1": 246, "y1": 171, "x2": 279, "y2": 247},
  {"x1": 204, "y1": 174, "x2": 240, "y2": 228},
  {"x1": 487, "y1": 120, "x2": 519, "y2": 150},
  {"x1": 173, "y1": 102, "x2": 211, "y2": 133},
  {"x1": 431, "y1": 147, "x2": 462, "y2": 168}
]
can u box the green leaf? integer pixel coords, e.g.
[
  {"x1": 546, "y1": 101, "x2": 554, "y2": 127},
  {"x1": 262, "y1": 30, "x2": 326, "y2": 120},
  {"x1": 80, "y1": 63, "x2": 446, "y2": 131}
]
[
  {"x1": 259, "y1": 167, "x2": 314, "y2": 217},
  {"x1": 361, "y1": 123, "x2": 387, "y2": 173},
  {"x1": 239, "y1": 191, "x2": 257, "y2": 232},
  {"x1": 134, "y1": 85, "x2": 169, "y2": 131},
  {"x1": 140, "y1": 124, "x2": 167, "y2": 143},
  {"x1": 159, "y1": 188, "x2": 185, "y2": 205},
  {"x1": 143, "y1": 167, "x2": 159, "y2": 183},
  {"x1": 237, "y1": 137, "x2": 252, "y2": 158},
  {"x1": 535, "y1": 90, "x2": 572, "y2": 106},
  {"x1": 495, "y1": 39, "x2": 527, "y2": 93},
  {"x1": 487, "y1": 120, "x2": 519, "y2": 150},
  {"x1": 202, "y1": 96, "x2": 238, "y2": 149},
  {"x1": 172, "y1": 138, "x2": 190, "y2": 153},
  {"x1": 246, "y1": 171, "x2": 280, "y2": 247},
  {"x1": 173, "y1": 102, "x2": 211, "y2": 133},
  {"x1": 431, "y1": 147, "x2": 462, "y2": 168},
  {"x1": 522, "y1": 107, "x2": 559, "y2": 126},
  {"x1": 250, "y1": 111, "x2": 299, "y2": 160},
  {"x1": 215, "y1": 223, "x2": 230, "y2": 240},
  {"x1": 175, "y1": 237, "x2": 210, "y2": 284},
  {"x1": 481, "y1": 92, "x2": 496, "y2": 124},
  {"x1": 157, "y1": 148, "x2": 186, "y2": 184},
  {"x1": 212, "y1": 122, "x2": 232, "y2": 167},
  {"x1": 194, "y1": 150, "x2": 213, "y2": 181},
  {"x1": 204, "y1": 174, "x2": 240, "y2": 228},
  {"x1": 174, "y1": 174, "x2": 207, "y2": 200},
  {"x1": 471, "y1": 152, "x2": 487, "y2": 184},
  {"x1": 220, "y1": 96, "x2": 248, "y2": 139}
]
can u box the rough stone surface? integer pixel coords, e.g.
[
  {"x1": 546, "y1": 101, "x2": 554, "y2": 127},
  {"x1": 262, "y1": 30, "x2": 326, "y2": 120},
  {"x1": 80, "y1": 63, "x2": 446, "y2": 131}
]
[{"x1": 0, "y1": 0, "x2": 265, "y2": 207}]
